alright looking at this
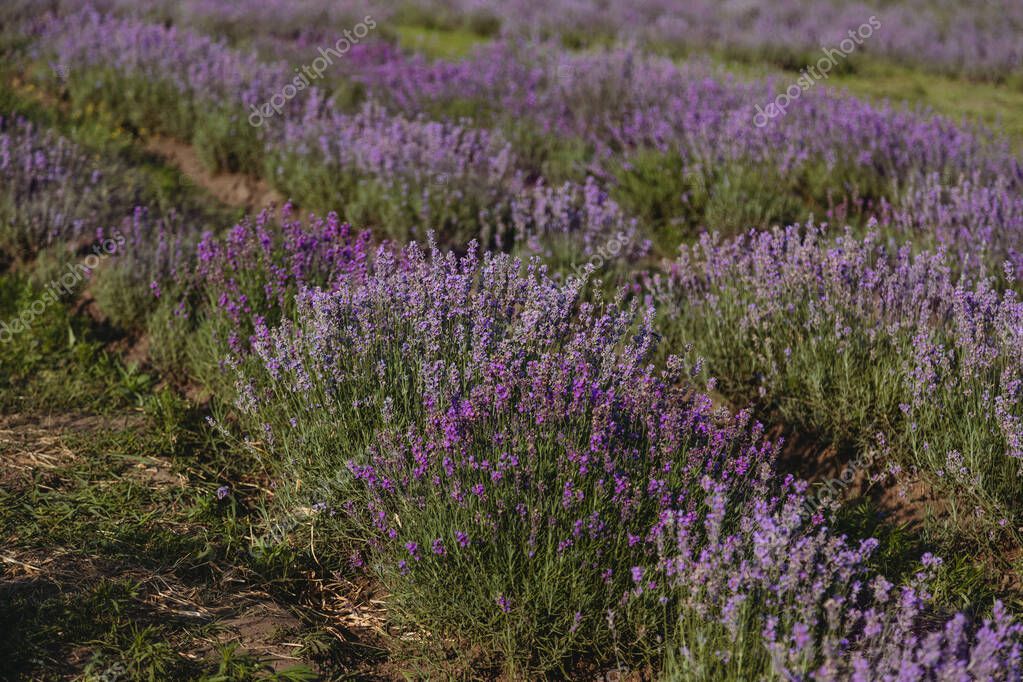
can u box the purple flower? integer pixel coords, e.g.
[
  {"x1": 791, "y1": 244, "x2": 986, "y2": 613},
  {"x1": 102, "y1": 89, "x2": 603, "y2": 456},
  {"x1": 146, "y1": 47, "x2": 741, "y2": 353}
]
[{"x1": 496, "y1": 595, "x2": 511, "y2": 613}]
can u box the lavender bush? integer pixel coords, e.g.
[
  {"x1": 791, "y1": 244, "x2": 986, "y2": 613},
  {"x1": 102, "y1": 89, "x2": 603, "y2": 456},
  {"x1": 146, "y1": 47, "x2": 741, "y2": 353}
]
[
  {"x1": 141, "y1": 204, "x2": 370, "y2": 382},
  {"x1": 226, "y1": 235, "x2": 759, "y2": 671},
  {"x1": 882, "y1": 173, "x2": 1023, "y2": 280},
  {"x1": 0, "y1": 116, "x2": 132, "y2": 259},
  {"x1": 189, "y1": 204, "x2": 370, "y2": 330},
  {"x1": 651, "y1": 224, "x2": 1023, "y2": 547},
  {"x1": 38, "y1": 7, "x2": 284, "y2": 173},
  {"x1": 229, "y1": 235, "x2": 1023, "y2": 676},
  {"x1": 653, "y1": 479, "x2": 1023, "y2": 679},
  {"x1": 272, "y1": 101, "x2": 520, "y2": 245},
  {"x1": 88, "y1": 206, "x2": 202, "y2": 330}
]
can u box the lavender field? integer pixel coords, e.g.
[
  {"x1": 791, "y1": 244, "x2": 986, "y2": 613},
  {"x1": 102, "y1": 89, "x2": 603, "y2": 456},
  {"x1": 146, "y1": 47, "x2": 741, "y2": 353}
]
[{"x1": 2, "y1": 1, "x2": 1023, "y2": 679}]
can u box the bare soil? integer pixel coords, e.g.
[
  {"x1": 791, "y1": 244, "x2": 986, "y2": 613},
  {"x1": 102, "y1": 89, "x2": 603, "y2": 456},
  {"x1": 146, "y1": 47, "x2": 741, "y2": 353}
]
[{"x1": 144, "y1": 136, "x2": 282, "y2": 211}]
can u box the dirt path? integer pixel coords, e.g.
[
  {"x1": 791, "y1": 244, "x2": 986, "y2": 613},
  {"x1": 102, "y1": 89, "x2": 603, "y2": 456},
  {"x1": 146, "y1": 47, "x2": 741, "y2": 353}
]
[
  {"x1": 144, "y1": 136, "x2": 283, "y2": 212},
  {"x1": 7, "y1": 74, "x2": 282, "y2": 214}
]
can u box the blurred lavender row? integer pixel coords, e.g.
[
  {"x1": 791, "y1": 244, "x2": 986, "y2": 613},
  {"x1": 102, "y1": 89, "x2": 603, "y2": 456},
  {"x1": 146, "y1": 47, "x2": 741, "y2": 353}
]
[
  {"x1": 30, "y1": 0, "x2": 1023, "y2": 78},
  {"x1": 349, "y1": 43, "x2": 1021, "y2": 183},
  {"x1": 0, "y1": 116, "x2": 139, "y2": 257},
  {"x1": 452, "y1": 0, "x2": 1023, "y2": 79},
  {"x1": 30, "y1": 9, "x2": 1023, "y2": 260}
]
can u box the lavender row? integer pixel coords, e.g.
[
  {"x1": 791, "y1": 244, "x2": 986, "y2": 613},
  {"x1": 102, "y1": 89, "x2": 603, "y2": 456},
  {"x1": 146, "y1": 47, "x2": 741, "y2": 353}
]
[
  {"x1": 36, "y1": 8, "x2": 1019, "y2": 190},
  {"x1": 0, "y1": 116, "x2": 120, "y2": 256},
  {"x1": 347, "y1": 43, "x2": 1021, "y2": 186},
  {"x1": 32, "y1": 9, "x2": 1023, "y2": 276},
  {"x1": 45, "y1": 0, "x2": 1023, "y2": 79},
  {"x1": 651, "y1": 223, "x2": 1023, "y2": 544},
  {"x1": 450, "y1": 0, "x2": 1023, "y2": 79},
  {"x1": 35, "y1": 10, "x2": 647, "y2": 255},
  {"x1": 225, "y1": 232, "x2": 1023, "y2": 676},
  {"x1": 344, "y1": 44, "x2": 1023, "y2": 264}
]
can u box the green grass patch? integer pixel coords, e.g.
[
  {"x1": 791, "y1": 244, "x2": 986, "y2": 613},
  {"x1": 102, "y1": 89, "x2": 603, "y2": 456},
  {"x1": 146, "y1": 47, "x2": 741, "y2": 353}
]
[
  {"x1": 700, "y1": 53, "x2": 1023, "y2": 152},
  {"x1": 829, "y1": 60, "x2": 1023, "y2": 153},
  {"x1": 393, "y1": 23, "x2": 491, "y2": 60},
  {"x1": 0, "y1": 273, "x2": 151, "y2": 414},
  {"x1": 0, "y1": 376, "x2": 333, "y2": 678}
]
